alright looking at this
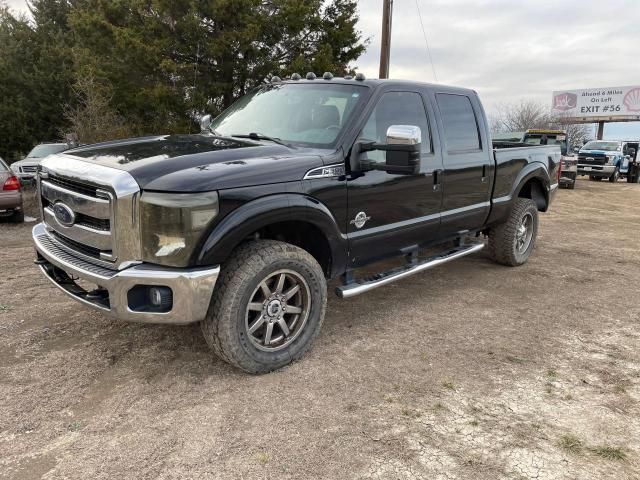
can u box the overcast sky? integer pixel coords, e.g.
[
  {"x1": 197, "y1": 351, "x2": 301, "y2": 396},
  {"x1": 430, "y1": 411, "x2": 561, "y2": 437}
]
[{"x1": 6, "y1": 0, "x2": 640, "y2": 138}]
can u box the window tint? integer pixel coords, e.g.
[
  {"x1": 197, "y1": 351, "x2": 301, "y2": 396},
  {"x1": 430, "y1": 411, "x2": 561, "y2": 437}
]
[
  {"x1": 436, "y1": 94, "x2": 481, "y2": 152},
  {"x1": 359, "y1": 91, "x2": 431, "y2": 161}
]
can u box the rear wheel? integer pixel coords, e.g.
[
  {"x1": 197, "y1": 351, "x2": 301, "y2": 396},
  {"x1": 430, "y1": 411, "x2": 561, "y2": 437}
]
[
  {"x1": 201, "y1": 240, "x2": 327, "y2": 374},
  {"x1": 488, "y1": 198, "x2": 538, "y2": 267},
  {"x1": 10, "y1": 209, "x2": 24, "y2": 223}
]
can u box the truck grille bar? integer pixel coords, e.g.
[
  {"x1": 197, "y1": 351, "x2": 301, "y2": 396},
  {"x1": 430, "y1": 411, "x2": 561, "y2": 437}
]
[{"x1": 37, "y1": 155, "x2": 142, "y2": 270}]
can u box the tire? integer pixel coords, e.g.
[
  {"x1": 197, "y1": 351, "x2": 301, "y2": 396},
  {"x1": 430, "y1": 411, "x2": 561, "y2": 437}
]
[
  {"x1": 201, "y1": 240, "x2": 327, "y2": 374},
  {"x1": 488, "y1": 198, "x2": 539, "y2": 267},
  {"x1": 10, "y1": 209, "x2": 24, "y2": 223},
  {"x1": 609, "y1": 168, "x2": 620, "y2": 183}
]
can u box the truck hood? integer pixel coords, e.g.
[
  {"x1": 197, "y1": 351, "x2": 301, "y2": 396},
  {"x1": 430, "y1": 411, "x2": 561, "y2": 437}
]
[{"x1": 60, "y1": 134, "x2": 325, "y2": 192}]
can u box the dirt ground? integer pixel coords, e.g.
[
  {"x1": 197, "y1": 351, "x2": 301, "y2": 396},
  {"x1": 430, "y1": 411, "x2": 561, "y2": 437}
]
[{"x1": 1, "y1": 178, "x2": 639, "y2": 480}]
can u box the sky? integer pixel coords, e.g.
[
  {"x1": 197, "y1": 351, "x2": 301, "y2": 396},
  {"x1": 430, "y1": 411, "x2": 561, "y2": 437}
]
[{"x1": 6, "y1": 0, "x2": 640, "y2": 139}]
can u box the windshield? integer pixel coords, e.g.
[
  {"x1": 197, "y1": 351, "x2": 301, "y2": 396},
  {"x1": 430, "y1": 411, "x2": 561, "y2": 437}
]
[
  {"x1": 582, "y1": 141, "x2": 620, "y2": 152},
  {"x1": 209, "y1": 83, "x2": 368, "y2": 148},
  {"x1": 26, "y1": 144, "x2": 68, "y2": 159}
]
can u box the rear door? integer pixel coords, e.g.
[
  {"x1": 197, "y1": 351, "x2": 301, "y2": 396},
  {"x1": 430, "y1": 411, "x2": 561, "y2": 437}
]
[
  {"x1": 346, "y1": 88, "x2": 443, "y2": 266},
  {"x1": 432, "y1": 91, "x2": 493, "y2": 236}
]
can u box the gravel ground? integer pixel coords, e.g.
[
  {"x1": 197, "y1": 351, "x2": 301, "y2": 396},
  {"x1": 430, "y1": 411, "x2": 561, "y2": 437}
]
[{"x1": 1, "y1": 179, "x2": 639, "y2": 480}]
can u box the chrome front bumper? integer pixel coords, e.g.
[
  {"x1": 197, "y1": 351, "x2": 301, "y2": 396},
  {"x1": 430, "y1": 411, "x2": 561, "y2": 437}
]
[
  {"x1": 577, "y1": 164, "x2": 615, "y2": 176},
  {"x1": 33, "y1": 223, "x2": 219, "y2": 325}
]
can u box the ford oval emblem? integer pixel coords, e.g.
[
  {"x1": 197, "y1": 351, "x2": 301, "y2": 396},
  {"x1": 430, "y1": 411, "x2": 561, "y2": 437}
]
[{"x1": 52, "y1": 202, "x2": 76, "y2": 227}]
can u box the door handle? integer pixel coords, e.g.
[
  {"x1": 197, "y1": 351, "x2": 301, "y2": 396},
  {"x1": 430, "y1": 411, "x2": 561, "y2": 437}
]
[
  {"x1": 481, "y1": 164, "x2": 488, "y2": 183},
  {"x1": 433, "y1": 169, "x2": 443, "y2": 191}
]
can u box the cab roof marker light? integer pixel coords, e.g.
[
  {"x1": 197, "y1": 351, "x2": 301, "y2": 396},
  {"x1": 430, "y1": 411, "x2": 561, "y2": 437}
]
[
  {"x1": 306, "y1": 72, "x2": 316, "y2": 80},
  {"x1": 291, "y1": 73, "x2": 301, "y2": 81},
  {"x1": 322, "y1": 72, "x2": 333, "y2": 80},
  {"x1": 344, "y1": 75, "x2": 353, "y2": 80},
  {"x1": 270, "y1": 76, "x2": 282, "y2": 83},
  {"x1": 355, "y1": 73, "x2": 366, "y2": 81}
]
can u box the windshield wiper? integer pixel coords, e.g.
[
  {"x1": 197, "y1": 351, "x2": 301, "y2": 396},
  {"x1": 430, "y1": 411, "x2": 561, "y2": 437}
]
[{"x1": 231, "y1": 132, "x2": 292, "y2": 148}]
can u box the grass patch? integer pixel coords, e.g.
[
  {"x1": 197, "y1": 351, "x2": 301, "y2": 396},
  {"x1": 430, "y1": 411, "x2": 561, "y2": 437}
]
[
  {"x1": 0, "y1": 304, "x2": 12, "y2": 312},
  {"x1": 547, "y1": 368, "x2": 557, "y2": 378},
  {"x1": 442, "y1": 381, "x2": 456, "y2": 391},
  {"x1": 557, "y1": 434, "x2": 583, "y2": 454},
  {"x1": 613, "y1": 384, "x2": 627, "y2": 394},
  {"x1": 401, "y1": 408, "x2": 422, "y2": 419},
  {"x1": 469, "y1": 419, "x2": 479, "y2": 427},
  {"x1": 589, "y1": 445, "x2": 627, "y2": 461},
  {"x1": 255, "y1": 451, "x2": 270, "y2": 465},
  {"x1": 432, "y1": 402, "x2": 448, "y2": 413},
  {"x1": 562, "y1": 394, "x2": 573, "y2": 401}
]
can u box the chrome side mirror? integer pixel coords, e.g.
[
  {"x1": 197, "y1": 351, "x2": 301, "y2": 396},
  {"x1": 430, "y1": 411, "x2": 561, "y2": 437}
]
[
  {"x1": 386, "y1": 125, "x2": 421, "y2": 146},
  {"x1": 200, "y1": 114, "x2": 212, "y2": 133}
]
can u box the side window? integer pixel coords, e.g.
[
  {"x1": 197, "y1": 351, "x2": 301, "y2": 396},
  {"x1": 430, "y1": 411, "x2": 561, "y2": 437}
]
[
  {"x1": 436, "y1": 93, "x2": 481, "y2": 152},
  {"x1": 359, "y1": 91, "x2": 431, "y2": 162}
]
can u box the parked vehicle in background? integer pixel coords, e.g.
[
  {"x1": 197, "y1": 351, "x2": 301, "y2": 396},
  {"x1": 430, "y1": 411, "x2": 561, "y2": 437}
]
[
  {"x1": 493, "y1": 129, "x2": 576, "y2": 188},
  {"x1": 11, "y1": 143, "x2": 70, "y2": 184},
  {"x1": 0, "y1": 157, "x2": 23, "y2": 222},
  {"x1": 624, "y1": 144, "x2": 640, "y2": 183},
  {"x1": 32, "y1": 76, "x2": 559, "y2": 373},
  {"x1": 577, "y1": 140, "x2": 633, "y2": 182},
  {"x1": 522, "y1": 129, "x2": 577, "y2": 189}
]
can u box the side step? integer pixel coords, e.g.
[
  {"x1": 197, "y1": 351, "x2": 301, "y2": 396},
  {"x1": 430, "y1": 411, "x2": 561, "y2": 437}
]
[{"x1": 336, "y1": 242, "x2": 485, "y2": 299}]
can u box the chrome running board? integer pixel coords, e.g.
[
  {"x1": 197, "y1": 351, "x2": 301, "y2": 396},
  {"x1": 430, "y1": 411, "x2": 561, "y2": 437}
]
[{"x1": 336, "y1": 242, "x2": 485, "y2": 299}]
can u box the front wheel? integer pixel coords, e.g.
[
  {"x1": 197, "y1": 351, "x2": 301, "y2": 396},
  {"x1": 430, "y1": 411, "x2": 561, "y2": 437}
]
[
  {"x1": 488, "y1": 198, "x2": 539, "y2": 266},
  {"x1": 201, "y1": 240, "x2": 327, "y2": 374},
  {"x1": 609, "y1": 168, "x2": 620, "y2": 183}
]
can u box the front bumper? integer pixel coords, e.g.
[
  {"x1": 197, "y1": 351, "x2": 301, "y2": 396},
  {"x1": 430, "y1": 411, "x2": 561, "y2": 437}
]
[
  {"x1": 577, "y1": 164, "x2": 615, "y2": 177},
  {"x1": 33, "y1": 223, "x2": 219, "y2": 325}
]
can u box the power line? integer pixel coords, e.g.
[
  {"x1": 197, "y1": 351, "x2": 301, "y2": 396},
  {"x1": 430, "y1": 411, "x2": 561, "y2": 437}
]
[{"x1": 414, "y1": 0, "x2": 438, "y2": 83}]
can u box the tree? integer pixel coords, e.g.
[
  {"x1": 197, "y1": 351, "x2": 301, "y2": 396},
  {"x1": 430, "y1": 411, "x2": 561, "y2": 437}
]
[
  {"x1": 68, "y1": 0, "x2": 368, "y2": 135},
  {"x1": 0, "y1": 0, "x2": 74, "y2": 162},
  {"x1": 491, "y1": 99, "x2": 592, "y2": 149},
  {"x1": 63, "y1": 72, "x2": 132, "y2": 144}
]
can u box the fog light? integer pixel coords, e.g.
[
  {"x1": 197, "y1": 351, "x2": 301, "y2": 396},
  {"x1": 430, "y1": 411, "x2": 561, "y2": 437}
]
[{"x1": 149, "y1": 286, "x2": 172, "y2": 309}]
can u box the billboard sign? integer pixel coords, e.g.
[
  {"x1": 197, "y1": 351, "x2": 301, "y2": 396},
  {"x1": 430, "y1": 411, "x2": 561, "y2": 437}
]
[{"x1": 552, "y1": 86, "x2": 640, "y2": 123}]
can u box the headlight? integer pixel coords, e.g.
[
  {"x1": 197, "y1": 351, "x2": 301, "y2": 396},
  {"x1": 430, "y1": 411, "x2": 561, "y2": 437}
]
[
  {"x1": 606, "y1": 155, "x2": 616, "y2": 165},
  {"x1": 139, "y1": 191, "x2": 219, "y2": 267}
]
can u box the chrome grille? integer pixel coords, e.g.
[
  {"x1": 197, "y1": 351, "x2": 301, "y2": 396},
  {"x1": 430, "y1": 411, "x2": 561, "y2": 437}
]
[{"x1": 37, "y1": 154, "x2": 142, "y2": 270}]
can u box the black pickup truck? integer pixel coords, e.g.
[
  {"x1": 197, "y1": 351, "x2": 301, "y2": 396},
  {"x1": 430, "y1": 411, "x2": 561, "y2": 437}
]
[{"x1": 33, "y1": 76, "x2": 560, "y2": 373}]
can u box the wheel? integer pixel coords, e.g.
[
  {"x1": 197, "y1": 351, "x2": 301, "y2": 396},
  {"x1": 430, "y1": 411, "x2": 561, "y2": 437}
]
[
  {"x1": 488, "y1": 198, "x2": 538, "y2": 267},
  {"x1": 10, "y1": 209, "x2": 24, "y2": 223},
  {"x1": 201, "y1": 240, "x2": 327, "y2": 374},
  {"x1": 609, "y1": 168, "x2": 620, "y2": 183}
]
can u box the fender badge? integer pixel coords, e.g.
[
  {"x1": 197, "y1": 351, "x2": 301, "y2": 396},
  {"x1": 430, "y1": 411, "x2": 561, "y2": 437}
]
[{"x1": 350, "y1": 211, "x2": 371, "y2": 229}]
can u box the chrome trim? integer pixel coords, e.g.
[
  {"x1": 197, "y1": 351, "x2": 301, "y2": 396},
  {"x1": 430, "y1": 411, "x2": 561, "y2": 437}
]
[
  {"x1": 39, "y1": 155, "x2": 142, "y2": 269},
  {"x1": 336, "y1": 242, "x2": 485, "y2": 298},
  {"x1": 41, "y1": 180, "x2": 110, "y2": 219},
  {"x1": 303, "y1": 163, "x2": 346, "y2": 179},
  {"x1": 44, "y1": 207, "x2": 112, "y2": 250},
  {"x1": 34, "y1": 223, "x2": 219, "y2": 325}
]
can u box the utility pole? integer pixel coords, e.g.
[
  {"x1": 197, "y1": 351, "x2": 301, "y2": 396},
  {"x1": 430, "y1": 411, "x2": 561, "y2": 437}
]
[{"x1": 379, "y1": 0, "x2": 393, "y2": 79}]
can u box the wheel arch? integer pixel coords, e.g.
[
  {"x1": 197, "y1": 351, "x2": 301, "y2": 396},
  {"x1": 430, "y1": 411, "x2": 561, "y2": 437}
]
[{"x1": 196, "y1": 194, "x2": 348, "y2": 279}]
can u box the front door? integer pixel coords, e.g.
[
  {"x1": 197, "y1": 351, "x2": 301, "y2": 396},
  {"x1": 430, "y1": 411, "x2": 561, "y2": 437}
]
[{"x1": 347, "y1": 90, "x2": 443, "y2": 267}]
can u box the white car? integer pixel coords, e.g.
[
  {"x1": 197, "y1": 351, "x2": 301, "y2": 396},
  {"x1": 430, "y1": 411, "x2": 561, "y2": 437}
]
[{"x1": 11, "y1": 143, "x2": 70, "y2": 183}]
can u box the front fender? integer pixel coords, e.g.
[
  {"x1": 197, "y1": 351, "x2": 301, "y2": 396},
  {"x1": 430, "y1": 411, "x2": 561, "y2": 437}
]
[{"x1": 195, "y1": 194, "x2": 348, "y2": 276}]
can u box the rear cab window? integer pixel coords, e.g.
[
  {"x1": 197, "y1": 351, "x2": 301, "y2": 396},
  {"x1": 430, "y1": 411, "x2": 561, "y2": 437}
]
[{"x1": 436, "y1": 93, "x2": 482, "y2": 152}]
